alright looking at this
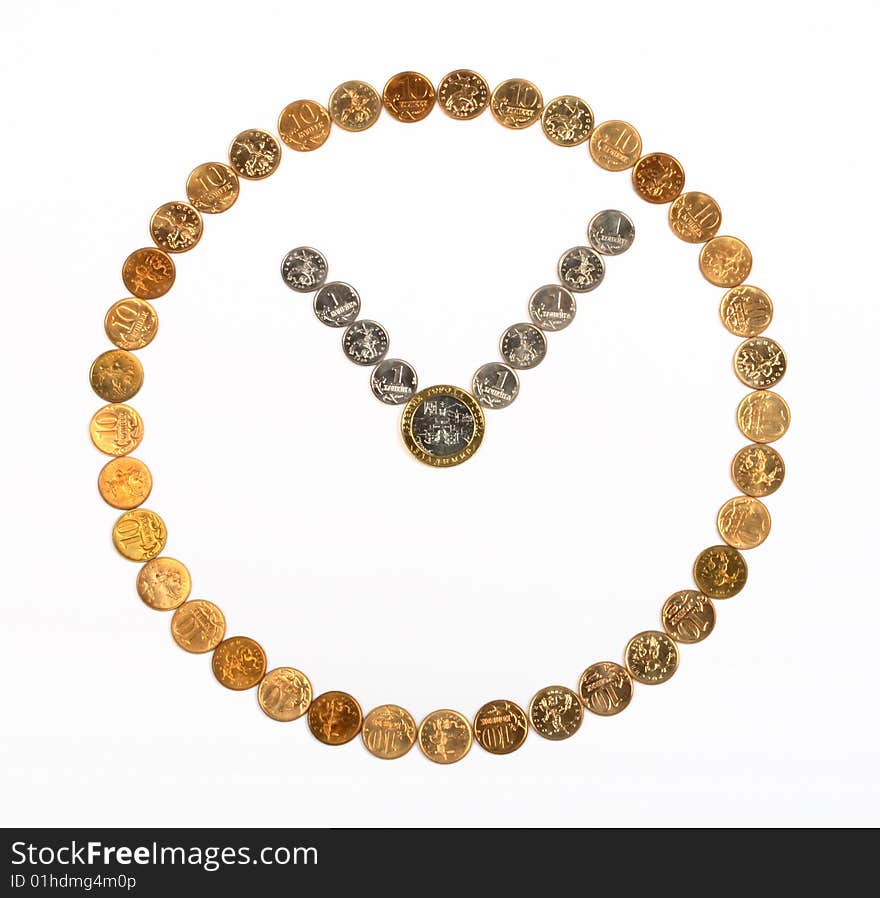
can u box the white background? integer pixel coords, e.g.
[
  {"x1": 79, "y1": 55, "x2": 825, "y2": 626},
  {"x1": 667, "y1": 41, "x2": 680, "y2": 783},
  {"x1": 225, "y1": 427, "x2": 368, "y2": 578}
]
[{"x1": 1, "y1": 0, "x2": 878, "y2": 828}]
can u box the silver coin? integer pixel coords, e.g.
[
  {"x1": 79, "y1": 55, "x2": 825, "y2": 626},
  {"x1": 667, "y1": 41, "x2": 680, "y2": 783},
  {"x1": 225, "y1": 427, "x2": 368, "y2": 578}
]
[
  {"x1": 472, "y1": 362, "x2": 520, "y2": 409},
  {"x1": 313, "y1": 281, "x2": 360, "y2": 327},
  {"x1": 342, "y1": 319, "x2": 389, "y2": 366},
  {"x1": 370, "y1": 358, "x2": 418, "y2": 405},
  {"x1": 281, "y1": 246, "x2": 328, "y2": 292},
  {"x1": 528, "y1": 284, "x2": 577, "y2": 332},
  {"x1": 410, "y1": 394, "x2": 476, "y2": 458},
  {"x1": 557, "y1": 246, "x2": 605, "y2": 293},
  {"x1": 587, "y1": 209, "x2": 635, "y2": 256},
  {"x1": 499, "y1": 322, "x2": 547, "y2": 370}
]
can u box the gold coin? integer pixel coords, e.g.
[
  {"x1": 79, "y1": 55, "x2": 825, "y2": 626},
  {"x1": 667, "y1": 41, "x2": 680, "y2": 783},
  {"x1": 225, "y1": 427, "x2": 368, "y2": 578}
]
[
  {"x1": 731, "y1": 443, "x2": 785, "y2": 497},
  {"x1": 89, "y1": 349, "x2": 143, "y2": 403},
  {"x1": 693, "y1": 545, "x2": 748, "y2": 599},
  {"x1": 589, "y1": 120, "x2": 642, "y2": 171},
  {"x1": 361, "y1": 704, "x2": 418, "y2": 759},
  {"x1": 400, "y1": 385, "x2": 486, "y2": 467},
  {"x1": 661, "y1": 590, "x2": 715, "y2": 644},
  {"x1": 308, "y1": 691, "x2": 363, "y2": 745},
  {"x1": 473, "y1": 699, "x2": 529, "y2": 755},
  {"x1": 720, "y1": 285, "x2": 773, "y2": 337},
  {"x1": 149, "y1": 201, "x2": 202, "y2": 254},
  {"x1": 212, "y1": 636, "x2": 267, "y2": 691},
  {"x1": 736, "y1": 390, "x2": 790, "y2": 443},
  {"x1": 734, "y1": 336, "x2": 787, "y2": 389},
  {"x1": 632, "y1": 153, "x2": 685, "y2": 203},
  {"x1": 104, "y1": 298, "x2": 159, "y2": 351},
  {"x1": 540, "y1": 95, "x2": 594, "y2": 146},
  {"x1": 490, "y1": 78, "x2": 543, "y2": 129},
  {"x1": 89, "y1": 403, "x2": 144, "y2": 456},
  {"x1": 121, "y1": 247, "x2": 175, "y2": 300},
  {"x1": 528, "y1": 686, "x2": 583, "y2": 740},
  {"x1": 382, "y1": 71, "x2": 436, "y2": 123},
  {"x1": 417, "y1": 709, "x2": 473, "y2": 764},
  {"x1": 185, "y1": 162, "x2": 240, "y2": 213},
  {"x1": 112, "y1": 508, "x2": 167, "y2": 561},
  {"x1": 578, "y1": 661, "x2": 634, "y2": 716},
  {"x1": 437, "y1": 69, "x2": 489, "y2": 120},
  {"x1": 668, "y1": 191, "x2": 722, "y2": 243},
  {"x1": 258, "y1": 667, "x2": 313, "y2": 722},
  {"x1": 625, "y1": 631, "x2": 679, "y2": 685},
  {"x1": 171, "y1": 599, "x2": 226, "y2": 653},
  {"x1": 136, "y1": 556, "x2": 191, "y2": 611},
  {"x1": 699, "y1": 235, "x2": 752, "y2": 287},
  {"x1": 229, "y1": 128, "x2": 281, "y2": 180},
  {"x1": 328, "y1": 81, "x2": 382, "y2": 131},
  {"x1": 717, "y1": 495, "x2": 771, "y2": 550},
  {"x1": 278, "y1": 99, "x2": 332, "y2": 151},
  {"x1": 97, "y1": 456, "x2": 152, "y2": 509}
]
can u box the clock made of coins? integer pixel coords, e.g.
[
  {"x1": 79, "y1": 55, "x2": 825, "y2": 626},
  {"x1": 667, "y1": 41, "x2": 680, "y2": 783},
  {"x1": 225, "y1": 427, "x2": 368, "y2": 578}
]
[{"x1": 89, "y1": 70, "x2": 788, "y2": 763}]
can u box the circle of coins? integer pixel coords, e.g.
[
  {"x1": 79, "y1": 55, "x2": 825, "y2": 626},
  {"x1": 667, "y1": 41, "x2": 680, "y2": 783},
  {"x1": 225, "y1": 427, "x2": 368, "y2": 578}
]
[{"x1": 92, "y1": 69, "x2": 788, "y2": 764}]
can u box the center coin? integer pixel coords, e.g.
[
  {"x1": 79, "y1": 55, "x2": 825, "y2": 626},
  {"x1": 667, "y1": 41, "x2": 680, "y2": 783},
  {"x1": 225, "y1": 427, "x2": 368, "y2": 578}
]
[{"x1": 400, "y1": 385, "x2": 486, "y2": 467}]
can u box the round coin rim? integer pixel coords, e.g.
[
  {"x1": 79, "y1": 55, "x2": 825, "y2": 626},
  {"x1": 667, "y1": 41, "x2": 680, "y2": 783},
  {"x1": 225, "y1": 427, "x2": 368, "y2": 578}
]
[{"x1": 400, "y1": 384, "x2": 486, "y2": 467}]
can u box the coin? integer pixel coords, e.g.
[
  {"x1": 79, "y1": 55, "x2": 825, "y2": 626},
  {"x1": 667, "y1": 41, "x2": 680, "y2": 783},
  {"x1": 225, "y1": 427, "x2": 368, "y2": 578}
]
[
  {"x1": 281, "y1": 246, "x2": 327, "y2": 293},
  {"x1": 668, "y1": 191, "x2": 722, "y2": 243},
  {"x1": 736, "y1": 390, "x2": 790, "y2": 443},
  {"x1": 112, "y1": 508, "x2": 167, "y2": 561},
  {"x1": 473, "y1": 699, "x2": 529, "y2": 754},
  {"x1": 489, "y1": 78, "x2": 543, "y2": 129},
  {"x1": 528, "y1": 284, "x2": 577, "y2": 331},
  {"x1": 342, "y1": 319, "x2": 389, "y2": 366},
  {"x1": 558, "y1": 245, "x2": 605, "y2": 293},
  {"x1": 625, "y1": 630, "x2": 679, "y2": 685},
  {"x1": 731, "y1": 443, "x2": 785, "y2": 497},
  {"x1": 212, "y1": 636, "x2": 267, "y2": 691},
  {"x1": 660, "y1": 590, "x2": 715, "y2": 644},
  {"x1": 122, "y1": 247, "x2": 175, "y2": 300},
  {"x1": 382, "y1": 71, "x2": 435, "y2": 123},
  {"x1": 171, "y1": 599, "x2": 226, "y2": 653},
  {"x1": 361, "y1": 704, "x2": 418, "y2": 759},
  {"x1": 149, "y1": 201, "x2": 203, "y2": 253},
  {"x1": 632, "y1": 153, "x2": 685, "y2": 204},
  {"x1": 578, "y1": 661, "x2": 634, "y2": 716},
  {"x1": 258, "y1": 667, "x2": 313, "y2": 722},
  {"x1": 89, "y1": 403, "x2": 144, "y2": 456},
  {"x1": 229, "y1": 128, "x2": 281, "y2": 180},
  {"x1": 401, "y1": 384, "x2": 485, "y2": 467},
  {"x1": 308, "y1": 691, "x2": 363, "y2": 745},
  {"x1": 98, "y1": 456, "x2": 152, "y2": 509},
  {"x1": 186, "y1": 162, "x2": 240, "y2": 213},
  {"x1": 136, "y1": 556, "x2": 192, "y2": 611},
  {"x1": 699, "y1": 236, "x2": 752, "y2": 287},
  {"x1": 529, "y1": 686, "x2": 583, "y2": 740},
  {"x1": 472, "y1": 362, "x2": 519, "y2": 409},
  {"x1": 437, "y1": 69, "x2": 489, "y2": 120},
  {"x1": 370, "y1": 358, "x2": 418, "y2": 405},
  {"x1": 313, "y1": 281, "x2": 360, "y2": 327},
  {"x1": 417, "y1": 709, "x2": 472, "y2": 764},
  {"x1": 278, "y1": 99, "x2": 332, "y2": 151},
  {"x1": 589, "y1": 120, "x2": 642, "y2": 171},
  {"x1": 587, "y1": 209, "x2": 636, "y2": 256},
  {"x1": 717, "y1": 495, "x2": 771, "y2": 550},
  {"x1": 734, "y1": 336, "x2": 787, "y2": 389},
  {"x1": 540, "y1": 95, "x2": 594, "y2": 146},
  {"x1": 328, "y1": 80, "x2": 382, "y2": 132},
  {"x1": 90, "y1": 349, "x2": 143, "y2": 403},
  {"x1": 720, "y1": 285, "x2": 773, "y2": 337},
  {"x1": 104, "y1": 298, "x2": 159, "y2": 351},
  {"x1": 500, "y1": 322, "x2": 547, "y2": 369},
  {"x1": 693, "y1": 545, "x2": 748, "y2": 598}
]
